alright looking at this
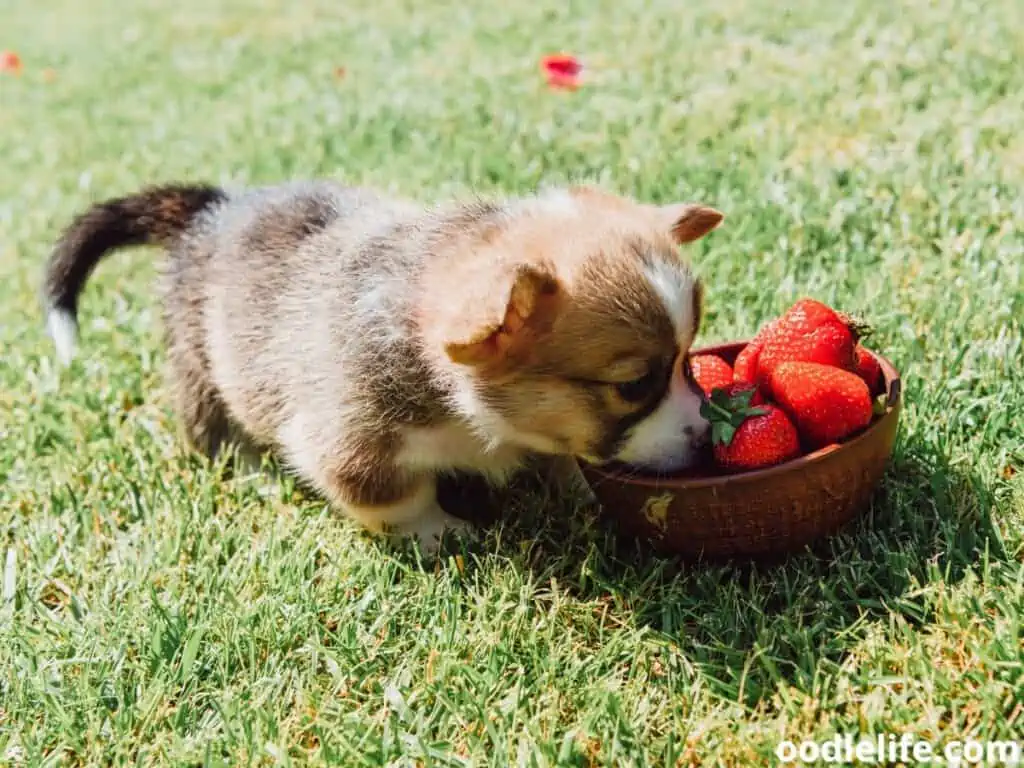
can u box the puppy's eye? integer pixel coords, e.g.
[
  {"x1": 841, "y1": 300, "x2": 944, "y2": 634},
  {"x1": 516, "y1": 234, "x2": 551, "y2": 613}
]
[{"x1": 615, "y1": 370, "x2": 658, "y2": 403}]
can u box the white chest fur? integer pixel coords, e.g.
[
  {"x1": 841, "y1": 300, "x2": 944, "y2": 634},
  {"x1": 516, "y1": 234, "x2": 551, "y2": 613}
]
[{"x1": 396, "y1": 421, "x2": 527, "y2": 484}]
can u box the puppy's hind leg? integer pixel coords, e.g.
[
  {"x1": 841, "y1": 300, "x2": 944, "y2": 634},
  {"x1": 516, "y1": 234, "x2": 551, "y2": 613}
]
[
  {"x1": 162, "y1": 249, "x2": 264, "y2": 473},
  {"x1": 166, "y1": 332, "x2": 263, "y2": 476}
]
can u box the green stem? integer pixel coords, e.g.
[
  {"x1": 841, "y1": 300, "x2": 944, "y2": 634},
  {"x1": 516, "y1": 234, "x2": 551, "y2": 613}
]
[{"x1": 704, "y1": 401, "x2": 734, "y2": 421}]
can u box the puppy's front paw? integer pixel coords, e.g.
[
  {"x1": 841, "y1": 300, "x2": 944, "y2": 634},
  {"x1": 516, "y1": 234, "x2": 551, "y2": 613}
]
[
  {"x1": 393, "y1": 507, "x2": 475, "y2": 556},
  {"x1": 543, "y1": 455, "x2": 598, "y2": 507},
  {"x1": 339, "y1": 474, "x2": 475, "y2": 557}
]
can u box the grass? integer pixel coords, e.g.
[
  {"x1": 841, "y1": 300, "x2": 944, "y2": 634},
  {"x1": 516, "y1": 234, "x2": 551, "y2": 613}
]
[{"x1": 1, "y1": 0, "x2": 1023, "y2": 764}]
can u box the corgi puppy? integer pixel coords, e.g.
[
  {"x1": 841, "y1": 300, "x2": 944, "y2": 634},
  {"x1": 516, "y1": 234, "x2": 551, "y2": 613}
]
[{"x1": 43, "y1": 181, "x2": 722, "y2": 552}]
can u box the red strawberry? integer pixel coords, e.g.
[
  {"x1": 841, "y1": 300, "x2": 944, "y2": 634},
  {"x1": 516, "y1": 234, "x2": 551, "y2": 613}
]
[
  {"x1": 755, "y1": 299, "x2": 861, "y2": 381},
  {"x1": 774, "y1": 298, "x2": 847, "y2": 335},
  {"x1": 733, "y1": 342, "x2": 761, "y2": 384},
  {"x1": 714, "y1": 381, "x2": 764, "y2": 405},
  {"x1": 690, "y1": 355, "x2": 734, "y2": 397},
  {"x1": 700, "y1": 386, "x2": 799, "y2": 471},
  {"x1": 734, "y1": 317, "x2": 781, "y2": 384},
  {"x1": 854, "y1": 344, "x2": 883, "y2": 396},
  {"x1": 766, "y1": 362, "x2": 873, "y2": 448},
  {"x1": 761, "y1": 325, "x2": 856, "y2": 378}
]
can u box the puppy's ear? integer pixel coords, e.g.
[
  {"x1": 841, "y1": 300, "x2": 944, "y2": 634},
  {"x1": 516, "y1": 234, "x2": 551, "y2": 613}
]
[
  {"x1": 659, "y1": 203, "x2": 724, "y2": 244},
  {"x1": 444, "y1": 263, "x2": 563, "y2": 369}
]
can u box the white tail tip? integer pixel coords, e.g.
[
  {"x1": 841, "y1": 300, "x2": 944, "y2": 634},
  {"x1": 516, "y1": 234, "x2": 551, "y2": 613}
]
[{"x1": 46, "y1": 308, "x2": 78, "y2": 366}]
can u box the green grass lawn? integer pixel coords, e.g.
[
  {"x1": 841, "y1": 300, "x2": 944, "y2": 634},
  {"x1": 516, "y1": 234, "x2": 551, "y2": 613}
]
[{"x1": 2, "y1": 0, "x2": 1023, "y2": 764}]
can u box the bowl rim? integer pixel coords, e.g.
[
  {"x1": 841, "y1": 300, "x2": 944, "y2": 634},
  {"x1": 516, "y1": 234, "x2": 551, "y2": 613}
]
[{"x1": 580, "y1": 340, "x2": 902, "y2": 489}]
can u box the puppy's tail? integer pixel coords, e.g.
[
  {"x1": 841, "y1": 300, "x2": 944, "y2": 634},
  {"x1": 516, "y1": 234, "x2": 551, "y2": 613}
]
[{"x1": 42, "y1": 183, "x2": 226, "y2": 364}]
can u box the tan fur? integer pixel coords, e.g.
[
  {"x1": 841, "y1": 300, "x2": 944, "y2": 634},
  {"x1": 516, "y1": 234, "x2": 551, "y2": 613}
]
[
  {"x1": 44, "y1": 181, "x2": 723, "y2": 554},
  {"x1": 416, "y1": 189, "x2": 719, "y2": 466}
]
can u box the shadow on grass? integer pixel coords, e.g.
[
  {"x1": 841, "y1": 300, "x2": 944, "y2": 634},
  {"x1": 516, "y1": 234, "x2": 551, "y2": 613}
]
[
  {"x1": 221, "y1": 430, "x2": 1004, "y2": 709},
  {"x1": 435, "y1": 437, "x2": 1006, "y2": 708}
]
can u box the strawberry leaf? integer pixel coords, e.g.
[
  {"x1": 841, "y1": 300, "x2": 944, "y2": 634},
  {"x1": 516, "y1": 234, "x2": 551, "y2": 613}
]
[
  {"x1": 700, "y1": 397, "x2": 733, "y2": 423},
  {"x1": 838, "y1": 311, "x2": 873, "y2": 341},
  {"x1": 701, "y1": 385, "x2": 767, "y2": 447},
  {"x1": 710, "y1": 420, "x2": 736, "y2": 446},
  {"x1": 730, "y1": 388, "x2": 755, "y2": 408}
]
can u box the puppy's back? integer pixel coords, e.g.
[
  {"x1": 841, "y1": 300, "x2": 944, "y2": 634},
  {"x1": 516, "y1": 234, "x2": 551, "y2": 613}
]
[{"x1": 169, "y1": 182, "x2": 434, "y2": 446}]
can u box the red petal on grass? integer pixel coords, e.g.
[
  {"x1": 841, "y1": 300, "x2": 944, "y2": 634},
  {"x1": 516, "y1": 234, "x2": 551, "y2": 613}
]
[
  {"x1": 1, "y1": 50, "x2": 22, "y2": 74},
  {"x1": 333, "y1": 66, "x2": 347, "y2": 80},
  {"x1": 540, "y1": 53, "x2": 582, "y2": 89}
]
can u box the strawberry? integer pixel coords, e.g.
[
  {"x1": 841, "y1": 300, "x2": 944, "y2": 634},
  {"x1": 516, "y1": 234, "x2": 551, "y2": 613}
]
[
  {"x1": 714, "y1": 381, "x2": 765, "y2": 405},
  {"x1": 746, "y1": 299, "x2": 863, "y2": 384},
  {"x1": 773, "y1": 298, "x2": 848, "y2": 336},
  {"x1": 732, "y1": 342, "x2": 761, "y2": 384},
  {"x1": 854, "y1": 344, "x2": 883, "y2": 396},
  {"x1": 690, "y1": 355, "x2": 734, "y2": 397},
  {"x1": 733, "y1": 316, "x2": 783, "y2": 385},
  {"x1": 766, "y1": 362, "x2": 873, "y2": 448},
  {"x1": 700, "y1": 386, "x2": 799, "y2": 471},
  {"x1": 757, "y1": 299, "x2": 859, "y2": 369}
]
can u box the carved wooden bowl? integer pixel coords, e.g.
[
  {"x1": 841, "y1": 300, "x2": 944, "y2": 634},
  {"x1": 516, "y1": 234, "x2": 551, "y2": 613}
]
[{"x1": 579, "y1": 341, "x2": 901, "y2": 558}]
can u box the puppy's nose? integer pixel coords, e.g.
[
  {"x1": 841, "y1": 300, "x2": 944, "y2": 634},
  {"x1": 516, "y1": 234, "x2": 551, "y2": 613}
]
[{"x1": 686, "y1": 424, "x2": 711, "y2": 448}]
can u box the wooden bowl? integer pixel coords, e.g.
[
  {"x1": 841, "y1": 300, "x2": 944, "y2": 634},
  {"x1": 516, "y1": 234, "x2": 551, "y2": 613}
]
[{"x1": 579, "y1": 341, "x2": 901, "y2": 558}]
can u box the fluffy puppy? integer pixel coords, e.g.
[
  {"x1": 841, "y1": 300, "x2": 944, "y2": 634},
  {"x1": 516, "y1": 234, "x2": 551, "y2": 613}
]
[{"x1": 42, "y1": 181, "x2": 723, "y2": 551}]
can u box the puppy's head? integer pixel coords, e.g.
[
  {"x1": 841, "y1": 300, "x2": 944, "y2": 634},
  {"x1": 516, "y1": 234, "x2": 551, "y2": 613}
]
[{"x1": 421, "y1": 186, "x2": 723, "y2": 472}]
